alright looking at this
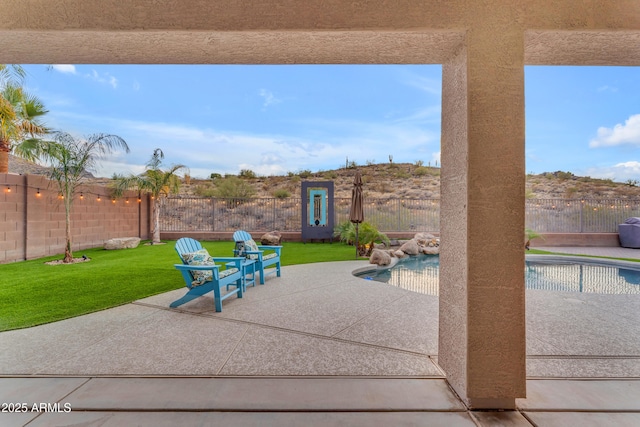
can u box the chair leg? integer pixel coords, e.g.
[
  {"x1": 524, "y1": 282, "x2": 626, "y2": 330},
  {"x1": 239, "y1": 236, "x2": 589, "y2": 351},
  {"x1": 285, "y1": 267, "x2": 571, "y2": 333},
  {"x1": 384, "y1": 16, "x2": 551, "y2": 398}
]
[
  {"x1": 213, "y1": 287, "x2": 223, "y2": 312},
  {"x1": 170, "y1": 285, "x2": 211, "y2": 308}
]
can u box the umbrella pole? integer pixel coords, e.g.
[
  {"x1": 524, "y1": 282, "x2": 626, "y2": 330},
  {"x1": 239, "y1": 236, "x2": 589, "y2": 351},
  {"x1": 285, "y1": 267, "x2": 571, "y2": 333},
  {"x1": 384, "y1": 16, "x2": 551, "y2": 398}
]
[{"x1": 355, "y1": 223, "x2": 359, "y2": 259}]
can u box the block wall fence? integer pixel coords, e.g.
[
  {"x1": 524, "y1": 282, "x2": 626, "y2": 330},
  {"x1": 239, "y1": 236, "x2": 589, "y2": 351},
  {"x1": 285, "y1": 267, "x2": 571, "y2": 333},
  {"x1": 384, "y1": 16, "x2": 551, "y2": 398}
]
[{"x1": 0, "y1": 173, "x2": 150, "y2": 264}]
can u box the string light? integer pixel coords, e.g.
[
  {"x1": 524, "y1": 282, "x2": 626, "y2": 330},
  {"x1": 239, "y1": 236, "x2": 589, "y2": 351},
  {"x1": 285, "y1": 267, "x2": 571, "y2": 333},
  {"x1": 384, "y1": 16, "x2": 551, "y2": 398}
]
[{"x1": 2, "y1": 184, "x2": 144, "y2": 206}]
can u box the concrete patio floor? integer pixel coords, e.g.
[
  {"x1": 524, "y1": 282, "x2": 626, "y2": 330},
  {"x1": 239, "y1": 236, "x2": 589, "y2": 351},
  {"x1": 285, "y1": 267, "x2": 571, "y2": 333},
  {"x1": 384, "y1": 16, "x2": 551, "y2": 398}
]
[{"x1": 1, "y1": 248, "x2": 640, "y2": 426}]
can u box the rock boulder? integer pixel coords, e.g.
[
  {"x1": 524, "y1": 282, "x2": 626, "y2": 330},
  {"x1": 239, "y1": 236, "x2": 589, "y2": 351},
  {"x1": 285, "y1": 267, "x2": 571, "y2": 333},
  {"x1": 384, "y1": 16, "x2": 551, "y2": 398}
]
[
  {"x1": 399, "y1": 239, "x2": 420, "y2": 255},
  {"x1": 414, "y1": 232, "x2": 436, "y2": 246},
  {"x1": 369, "y1": 249, "x2": 393, "y2": 266},
  {"x1": 104, "y1": 237, "x2": 141, "y2": 250},
  {"x1": 261, "y1": 231, "x2": 282, "y2": 245}
]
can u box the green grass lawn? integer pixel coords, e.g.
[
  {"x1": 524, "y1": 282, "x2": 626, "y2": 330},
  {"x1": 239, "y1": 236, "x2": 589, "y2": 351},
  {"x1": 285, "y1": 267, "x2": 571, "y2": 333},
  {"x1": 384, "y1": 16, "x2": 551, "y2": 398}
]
[{"x1": 0, "y1": 241, "x2": 359, "y2": 332}]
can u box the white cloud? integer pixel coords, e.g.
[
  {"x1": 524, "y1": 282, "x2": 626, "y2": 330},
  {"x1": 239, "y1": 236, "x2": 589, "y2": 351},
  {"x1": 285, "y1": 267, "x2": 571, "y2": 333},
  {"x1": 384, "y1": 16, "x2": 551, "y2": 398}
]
[
  {"x1": 590, "y1": 114, "x2": 640, "y2": 147},
  {"x1": 431, "y1": 151, "x2": 441, "y2": 167},
  {"x1": 259, "y1": 89, "x2": 281, "y2": 108},
  {"x1": 402, "y1": 72, "x2": 441, "y2": 96},
  {"x1": 52, "y1": 64, "x2": 76, "y2": 74},
  {"x1": 49, "y1": 111, "x2": 441, "y2": 179},
  {"x1": 597, "y1": 85, "x2": 618, "y2": 93},
  {"x1": 392, "y1": 105, "x2": 441, "y2": 124},
  {"x1": 581, "y1": 161, "x2": 640, "y2": 182},
  {"x1": 87, "y1": 70, "x2": 118, "y2": 89},
  {"x1": 133, "y1": 81, "x2": 141, "y2": 91}
]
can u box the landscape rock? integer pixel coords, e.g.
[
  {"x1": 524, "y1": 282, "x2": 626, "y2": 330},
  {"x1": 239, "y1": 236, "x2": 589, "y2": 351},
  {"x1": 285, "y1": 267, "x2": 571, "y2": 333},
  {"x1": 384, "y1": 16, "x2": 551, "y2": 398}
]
[
  {"x1": 104, "y1": 237, "x2": 141, "y2": 250},
  {"x1": 414, "y1": 232, "x2": 436, "y2": 245},
  {"x1": 394, "y1": 249, "x2": 408, "y2": 258},
  {"x1": 369, "y1": 249, "x2": 392, "y2": 266},
  {"x1": 399, "y1": 239, "x2": 420, "y2": 255},
  {"x1": 261, "y1": 231, "x2": 282, "y2": 245},
  {"x1": 423, "y1": 246, "x2": 439, "y2": 255}
]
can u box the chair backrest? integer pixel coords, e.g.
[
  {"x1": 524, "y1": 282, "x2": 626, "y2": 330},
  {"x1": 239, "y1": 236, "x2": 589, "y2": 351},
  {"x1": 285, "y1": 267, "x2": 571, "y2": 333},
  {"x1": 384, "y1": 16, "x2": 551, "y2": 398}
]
[
  {"x1": 175, "y1": 237, "x2": 203, "y2": 264},
  {"x1": 232, "y1": 230, "x2": 253, "y2": 243}
]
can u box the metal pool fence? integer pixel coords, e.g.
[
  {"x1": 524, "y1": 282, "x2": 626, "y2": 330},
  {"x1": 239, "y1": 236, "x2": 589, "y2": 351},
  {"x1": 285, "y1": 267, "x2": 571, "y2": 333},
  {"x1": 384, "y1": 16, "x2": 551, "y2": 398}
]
[{"x1": 160, "y1": 197, "x2": 640, "y2": 233}]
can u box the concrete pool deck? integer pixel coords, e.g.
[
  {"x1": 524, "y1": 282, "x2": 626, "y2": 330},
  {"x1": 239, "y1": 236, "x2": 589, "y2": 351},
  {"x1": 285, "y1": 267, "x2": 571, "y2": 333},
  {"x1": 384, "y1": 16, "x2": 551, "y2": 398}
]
[{"x1": 1, "y1": 248, "x2": 640, "y2": 426}]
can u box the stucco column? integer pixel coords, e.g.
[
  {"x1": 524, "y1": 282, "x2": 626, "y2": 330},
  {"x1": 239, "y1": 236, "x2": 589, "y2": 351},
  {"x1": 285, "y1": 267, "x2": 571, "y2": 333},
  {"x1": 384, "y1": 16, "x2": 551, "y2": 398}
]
[{"x1": 439, "y1": 29, "x2": 526, "y2": 410}]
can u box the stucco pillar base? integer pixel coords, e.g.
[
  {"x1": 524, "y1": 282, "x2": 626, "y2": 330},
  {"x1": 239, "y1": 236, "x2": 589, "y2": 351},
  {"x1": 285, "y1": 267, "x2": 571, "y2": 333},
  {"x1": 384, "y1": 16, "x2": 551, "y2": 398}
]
[{"x1": 466, "y1": 397, "x2": 516, "y2": 411}]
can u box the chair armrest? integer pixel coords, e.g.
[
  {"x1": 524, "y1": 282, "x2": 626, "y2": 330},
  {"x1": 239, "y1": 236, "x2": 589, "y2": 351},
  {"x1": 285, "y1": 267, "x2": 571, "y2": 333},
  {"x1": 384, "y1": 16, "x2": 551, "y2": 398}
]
[
  {"x1": 257, "y1": 245, "x2": 282, "y2": 255},
  {"x1": 211, "y1": 257, "x2": 244, "y2": 269},
  {"x1": 174, "y1": 263, "x2": 220, "y2": 271}
]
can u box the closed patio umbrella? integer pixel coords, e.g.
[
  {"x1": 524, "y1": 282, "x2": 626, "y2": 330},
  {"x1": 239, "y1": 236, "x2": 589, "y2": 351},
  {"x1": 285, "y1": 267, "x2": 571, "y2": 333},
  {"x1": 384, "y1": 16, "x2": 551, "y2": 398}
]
[{"x1": 349, "y1": 170, "x2": 364, "y2": 259}]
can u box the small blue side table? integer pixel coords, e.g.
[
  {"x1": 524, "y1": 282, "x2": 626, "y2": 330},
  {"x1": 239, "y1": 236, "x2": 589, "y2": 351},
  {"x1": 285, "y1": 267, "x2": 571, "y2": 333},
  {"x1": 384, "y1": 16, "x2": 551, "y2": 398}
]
[{"x1": 240, "y1": 259, "x2": 257, "y2": 292}]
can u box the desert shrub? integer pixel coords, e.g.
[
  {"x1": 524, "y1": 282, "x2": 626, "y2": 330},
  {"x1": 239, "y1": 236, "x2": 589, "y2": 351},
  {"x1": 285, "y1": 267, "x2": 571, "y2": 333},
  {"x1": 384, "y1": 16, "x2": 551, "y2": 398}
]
[
  {"x1": 193, "y1": 184, "x2": 216, "y2": 197},
  {"x1": 298, "y1": 169, "x2": 313, "y2": 178},
  {"x1": 373, "y1": 182, "x2": 393, "y2": 193},
  {"x1": 214, "y1": 176, "x2": 256, "y2": 199},
  {"x1": 323, "y1": 171, "x2": 338, "y2": 180},
  {"x1": 414, "y1": 160, "x2": 424, "y2": 167},
  {"x1": 556, "y1": 171, "x2": 575, "y2": 180},
  {"x1": 414, "y1": 166, "x2": 429, "y2": 176},
  {"x1": 239, "y1": 169, "x2": 257, "y2": 179},
  {"x1": 425, "y1": 168, "x2": 441, "y2": 177},
  {"x1": 565, "y1": 187, "x2": 578, "y2": 198},
  {"x1": 273, "y1": 189, "x2": 291, "y2": 198},
  {"x1": 210, "y1": 172, "x2": 222, "y2": 180}
]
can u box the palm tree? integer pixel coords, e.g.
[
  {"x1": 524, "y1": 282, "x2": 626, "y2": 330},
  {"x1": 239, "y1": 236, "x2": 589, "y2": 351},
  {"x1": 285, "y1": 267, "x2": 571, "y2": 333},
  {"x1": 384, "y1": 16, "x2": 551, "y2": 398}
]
[
  {"x1": 0, "y1": 64, "x2": 25, "y2": 87},
  {"x1": 43, "y1": 132, "x2": 130, "y2": 262},
  {"x1": 333, "y1": 221, "x2": 390, "y2": 256},
  {"x1": 0, "y1": 64, "x2": 50, "y2": 173},
  {"x1": 112, "y1": 148, "x2": 188, "y2": 245}
]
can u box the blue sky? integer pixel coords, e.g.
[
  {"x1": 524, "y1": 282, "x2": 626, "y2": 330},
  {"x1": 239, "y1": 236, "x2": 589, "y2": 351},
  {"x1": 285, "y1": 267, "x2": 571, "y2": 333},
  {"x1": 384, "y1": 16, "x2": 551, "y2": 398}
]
[{"x1": 19, "y1": 64, "x2": 640, "y2": 181}]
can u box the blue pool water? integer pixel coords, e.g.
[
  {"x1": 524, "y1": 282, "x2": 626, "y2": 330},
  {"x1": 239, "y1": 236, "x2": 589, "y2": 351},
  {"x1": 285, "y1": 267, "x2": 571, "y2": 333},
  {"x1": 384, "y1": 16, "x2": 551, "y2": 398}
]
[{"x1": 355, "y1": 255, "x2": 640, "y2": 296}]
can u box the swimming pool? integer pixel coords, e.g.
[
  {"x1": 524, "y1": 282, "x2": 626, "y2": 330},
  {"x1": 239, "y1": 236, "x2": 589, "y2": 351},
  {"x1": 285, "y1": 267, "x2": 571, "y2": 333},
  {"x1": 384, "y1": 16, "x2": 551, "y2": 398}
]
[{"x1": 354, "y1": 255, "x2": 640, "y2": 296}]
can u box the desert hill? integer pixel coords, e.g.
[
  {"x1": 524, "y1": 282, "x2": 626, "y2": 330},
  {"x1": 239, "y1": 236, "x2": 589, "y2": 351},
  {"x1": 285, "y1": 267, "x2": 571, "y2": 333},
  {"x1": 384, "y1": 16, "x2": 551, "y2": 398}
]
[
  {"x1": 8, "y1": 154, "x2": 640, "y2": 200},
  {"x1": 182, "y1": 164, "x2": 640, "y2": 200}
]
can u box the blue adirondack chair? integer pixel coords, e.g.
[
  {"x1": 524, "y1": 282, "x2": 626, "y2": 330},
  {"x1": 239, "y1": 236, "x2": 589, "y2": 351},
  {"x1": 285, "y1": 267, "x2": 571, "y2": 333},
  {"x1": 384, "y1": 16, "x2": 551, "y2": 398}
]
[
  {"x1": 172, "y1": 237, "x2": 244, "y2": 312},
  {"x1": 233, "y1": 230, "x2": 282, "y2": 284}
]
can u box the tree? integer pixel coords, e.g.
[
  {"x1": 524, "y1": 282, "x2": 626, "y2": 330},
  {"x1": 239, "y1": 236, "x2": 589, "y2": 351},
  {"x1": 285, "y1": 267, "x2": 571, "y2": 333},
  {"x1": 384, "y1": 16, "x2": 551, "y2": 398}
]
[
  {"x1": 43, "y1": 132, "x2": 130, "y2": 263},
  {"x1": 112, "y1": 149, "x2": 187, "y2": 245},
  {"x1": 0, "y1": 64, "x2": 50, "y2": 173}
]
